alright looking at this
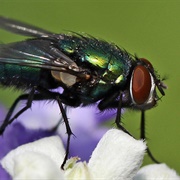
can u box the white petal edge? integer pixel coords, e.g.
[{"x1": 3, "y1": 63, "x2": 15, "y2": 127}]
[
  {"x1": 1, "y1": 136, "x2": 65, "y2": 177},
  {"x1": 88, "y1": 129, "x2": 146, "y2": 179},
  {"x1": 134, "y1": 163, "x2": 180, "y2": 180}
]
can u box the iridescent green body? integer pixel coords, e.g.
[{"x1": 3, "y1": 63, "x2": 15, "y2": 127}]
[
  {"x1": 0, "y1": 63, "x2": 40, "y2": 87},
  {"x1": 0, "y1": 40, "x2": 58, "y2": 89},
  {"x1": 0, "y1": 34, "x2": 133, "y2": 105}
]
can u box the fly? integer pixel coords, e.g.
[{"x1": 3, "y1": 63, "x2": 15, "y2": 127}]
[{"x1": 0, "y1": 16, "x2": 166, "y2": 169}]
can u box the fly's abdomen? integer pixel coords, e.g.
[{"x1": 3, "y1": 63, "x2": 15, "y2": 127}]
[{"x1": 0, "y1": 63, "x2": 41, "y2": 89}]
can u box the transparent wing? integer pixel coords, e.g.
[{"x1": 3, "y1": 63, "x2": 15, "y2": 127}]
[
  {"x1": 0, "y1": 39, "x2": 88, "y2": 78},
  {"x1": 0, "y1": 16, "x2": 53, "y2": 38}
]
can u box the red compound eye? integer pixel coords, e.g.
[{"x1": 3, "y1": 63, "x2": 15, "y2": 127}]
[
  {"x1": 139, "y1": 58, "x2": 153, "y2": 69},
  {"x1": 132, "y1": 65, "x2": 151, "y2": 104}
]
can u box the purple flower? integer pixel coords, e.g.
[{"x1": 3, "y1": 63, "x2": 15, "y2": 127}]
[
  {"x1": 13, "y1": 101, "x2": 116, "y2": 161},
  {"x1": 0, "y1": 120, "x2": 57, "y2": 180},
  {"x1": 0, "y1": 101, "x2": 116, "y2": 179},
  {"x1": 0, "y1": 122, "x2": 57, "y2": 159},
  {"x1": 0, "y1": 103, "x2": 56, "y2": 179},
  {"x1": 0, "y1": 104, "x2": 6, "y2": 127}
]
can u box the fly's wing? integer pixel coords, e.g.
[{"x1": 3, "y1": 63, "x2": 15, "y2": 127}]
[
  {"x1": 0, "y1": 39, "x2": 88, "y2": 81},
  {"x1": 0, "y1": 16, "x2": 53, "y2": 38},
  {"x1": 0, "y1": 17, "x2": 90, "y2": 84}
]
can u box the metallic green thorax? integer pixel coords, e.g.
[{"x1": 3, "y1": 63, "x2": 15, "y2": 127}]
[
  {"x1": 59, "y1": 34, "x2": 132, "y2": 85},
  {"x1": 58, "y1": 34, "x2": 133, "y2": 103}
]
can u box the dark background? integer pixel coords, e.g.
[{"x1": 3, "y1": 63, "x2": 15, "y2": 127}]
[{"x1": 0, "y1": 0, "x2": 179, "y2": 173}]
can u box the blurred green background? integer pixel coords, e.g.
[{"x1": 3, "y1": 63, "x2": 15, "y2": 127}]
[{"x1": 0, "y1": 0, "x2": 179, "y2": 173}]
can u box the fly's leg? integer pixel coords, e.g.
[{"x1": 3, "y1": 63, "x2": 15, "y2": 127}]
[
  {"x1": 50, "y1": 105, "x2": 68, "y2": 132},
  {"x1": 35, "y1": 87, "x2": 77, "y2": 169},
  {"x1": 0, "y1": 85, "x2": 76, "y2": 169},
  {"x1": 0, "y1": 88, "x2": 71, "y2": 135},
  {"x1": 140, "y1": 110, "x2": 160, "y2": 163},
  {"x1": 99, "y1": 91, "x2": 160, "y2": 163},
  {"x1": 0, "y1": 87, "x2": 36, "y2": 135},
  {"x1": 56, "y1": 97, "x2": 73, "y2": 169},
  {"x1": 115, "y1": 92, "x2": 132, "y2": 136},
  {"x1": 98, "y1": 91, "x2": 132, "y2": 136}
]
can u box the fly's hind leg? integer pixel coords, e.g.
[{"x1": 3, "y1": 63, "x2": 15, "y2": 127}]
[
  {"x1": 50, "y1": 105, "x2": 68, "y2": 132},
  {"x1": 56, "y1": 97, "x2": 73, "y2": 169},
  {"x1": 0, "y1": 87, "x2": 36, "y2": 135},
  {"x1": 35, "y1": 87, "x2": 80, "y2": 169}
]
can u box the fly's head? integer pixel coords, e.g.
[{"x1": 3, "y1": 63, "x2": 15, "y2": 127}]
[{"x1": 128, "y1": 58, "x2": 167, "y2": 110}]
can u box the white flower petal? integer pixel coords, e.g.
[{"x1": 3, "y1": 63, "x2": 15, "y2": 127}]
[
  {"x1": 88, "y1": 129, "x2": 146, "y2": 179},
  {"x1": 1, "y1": 136, "x2": 65, "y2": 177},
  {"x1": 134, "y1": 163, "x2": 180, "y2": 180},
  {"x1": 13, "y1": 152, "x2": 64, "y2": 179}
]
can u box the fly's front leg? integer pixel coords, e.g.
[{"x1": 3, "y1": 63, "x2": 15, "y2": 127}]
[
  {"x1": 0, "y1": 87, "x2": 36, "y2": 135},
  {"x1": 140, "y1": 110, "x2": 160, "y2": 163},
  {"x1": 115, "y1": 92, "x2": 132, "y2": 136},
  {"x1": 98, "y1": 91, "x2": 132, "y2": 136}
]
